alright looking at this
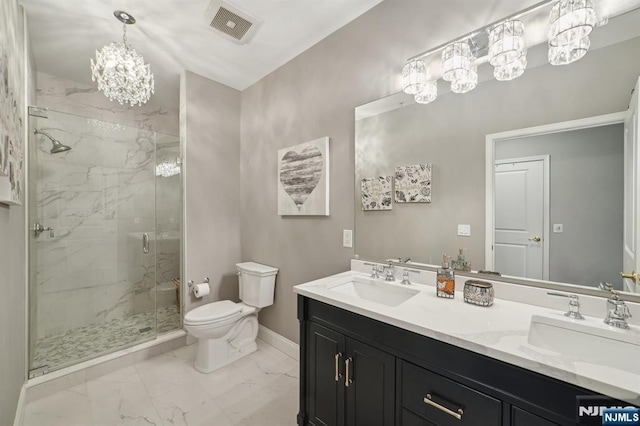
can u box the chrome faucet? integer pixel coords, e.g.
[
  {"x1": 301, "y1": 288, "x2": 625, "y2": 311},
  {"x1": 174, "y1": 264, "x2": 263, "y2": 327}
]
[
  {"x1": 364, "y1": 262, "x2": 381, "y2": 279},
  {"x1": 401, "y1": 269, "x2": 420, "y2": 285},
  {"x1": 547, "y1": 292, "x2": 584, "y2": 320},
  {"x1": 383, "y1": 262, "x2": 396, "y2": 281},
  {"x1": 604, "y1": 290, "x2": 632, "y2": 329}
]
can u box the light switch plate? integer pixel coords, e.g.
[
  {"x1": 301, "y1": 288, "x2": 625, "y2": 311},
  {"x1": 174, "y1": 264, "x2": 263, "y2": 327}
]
[
  {"x1": 457, "y1": 224, "x2": 471, "y2": 237},
  {"x1": 553, "y1": 224, "x2": 563, "y2": 233},
  {"x1": 343, "y1": 229, "x2": 353, "y2": 248}
]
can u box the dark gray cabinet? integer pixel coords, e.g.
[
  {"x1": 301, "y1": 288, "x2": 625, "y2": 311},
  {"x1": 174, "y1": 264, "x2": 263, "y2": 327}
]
[
  {"x1": 298, "y1": 295, "x2": 630, "y2": 426},
  {"x1": 307, "y1": 322, "x2": 395, "y2": 426}
]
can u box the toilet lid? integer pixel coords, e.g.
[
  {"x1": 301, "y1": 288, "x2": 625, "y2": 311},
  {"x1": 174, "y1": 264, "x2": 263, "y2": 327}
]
[{"x1": 184, "y1": 300, "x2": 243, "y2": 325}]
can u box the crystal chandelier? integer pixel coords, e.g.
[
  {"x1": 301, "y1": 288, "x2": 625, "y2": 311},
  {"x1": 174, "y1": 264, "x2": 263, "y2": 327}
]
[
  {"x1": 156, "y1": 160, "x2": 181, "y2": 178},
  {"x1": 90, "y1": 11, "x2": 154, "y2": 107}
]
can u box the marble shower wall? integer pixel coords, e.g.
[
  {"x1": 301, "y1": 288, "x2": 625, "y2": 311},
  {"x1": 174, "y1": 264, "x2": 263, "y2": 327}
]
[
  {"x1": 34, "y1": 110, "x2": 157, "y2": 339},
  {"x1": 36, "y1": 72, "x2": 179, "y2": 136}
]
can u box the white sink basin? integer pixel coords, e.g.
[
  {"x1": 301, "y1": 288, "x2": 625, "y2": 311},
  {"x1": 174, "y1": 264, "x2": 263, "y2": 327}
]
[
  {"x1": 528, "y1": 314, "x2": 640, "y2": 374},
  {"x1": 328, "y1": 277, "x2": 420, "y2": 307}
]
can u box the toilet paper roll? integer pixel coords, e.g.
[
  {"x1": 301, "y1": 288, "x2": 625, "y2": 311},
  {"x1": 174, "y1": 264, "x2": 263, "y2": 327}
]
[{"x1": 193, "y1": 283, "x2": 210, "y2": 298}]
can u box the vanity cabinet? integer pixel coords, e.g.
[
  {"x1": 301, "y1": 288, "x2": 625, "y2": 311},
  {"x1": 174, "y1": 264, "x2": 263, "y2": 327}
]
[
  {"x1": 307, "y1": 322, "x2": 395, "y2": 426},
  {"x1": 297, "y1": 296, "x2": 619, "y2": 426}
]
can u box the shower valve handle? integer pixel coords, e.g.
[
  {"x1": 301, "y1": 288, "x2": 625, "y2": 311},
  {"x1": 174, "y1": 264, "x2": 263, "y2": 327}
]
[{"x1": 33, "y1": 222, "x2": 54, "y2": 238}]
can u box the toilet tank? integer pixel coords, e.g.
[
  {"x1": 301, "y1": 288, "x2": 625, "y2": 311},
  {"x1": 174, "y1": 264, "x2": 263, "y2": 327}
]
[{"x1": 236, "y1": 262, "x2": 278, "y2": 308}]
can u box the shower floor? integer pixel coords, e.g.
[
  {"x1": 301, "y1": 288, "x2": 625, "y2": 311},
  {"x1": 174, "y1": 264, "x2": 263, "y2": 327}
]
[{"x1": 32, "y1": 305, "x2": 182, "y2": 373}]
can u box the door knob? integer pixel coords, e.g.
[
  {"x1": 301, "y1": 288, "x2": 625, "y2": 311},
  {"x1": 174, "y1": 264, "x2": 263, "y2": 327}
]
[
  {"x1": 528, "y1": 236, "x2": 541, "y2": 242},
  {"x1": 620, "y1": 271, "x2": 638, "y2": 281}
]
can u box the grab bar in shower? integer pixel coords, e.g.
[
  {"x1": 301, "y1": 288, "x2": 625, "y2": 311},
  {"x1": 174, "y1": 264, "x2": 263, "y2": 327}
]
[{"x1": 143, "y1": 232, "x2": 150, "y2": 254}]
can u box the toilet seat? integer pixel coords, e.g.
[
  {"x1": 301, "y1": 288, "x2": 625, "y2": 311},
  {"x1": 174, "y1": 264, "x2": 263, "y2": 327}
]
[{"x1": 184, "y1": 300, "x2": 243, "y2": 326}]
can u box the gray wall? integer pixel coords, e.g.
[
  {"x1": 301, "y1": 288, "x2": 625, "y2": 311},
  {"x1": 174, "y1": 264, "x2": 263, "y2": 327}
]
[
  {"x1": 354, "y1": 37, "x2": 640, "y2": 273},
  {"x1": 0, "y1": 1, "x2": 30, "y2": 424},
  {"x1": 495, "y1": 124, "x2": 624, "y2": 288},
  {"x1": 239, "y1": 0, "x2": 561, "y2": 343},
  {"x1": 182, "y1": 71, "x2": 242, "y2": 312}
]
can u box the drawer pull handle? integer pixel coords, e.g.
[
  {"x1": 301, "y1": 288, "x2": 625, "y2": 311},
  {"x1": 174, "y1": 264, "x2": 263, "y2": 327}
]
[
  {"x1": 345, "y1": 357, "x2": 353, "y2": 387},
  {"x1": 424, "y1": 394, "x2": 464, "y2": 420},
  {"x1": 334, "y1": 353, "x2": 342, "y2": 381}
]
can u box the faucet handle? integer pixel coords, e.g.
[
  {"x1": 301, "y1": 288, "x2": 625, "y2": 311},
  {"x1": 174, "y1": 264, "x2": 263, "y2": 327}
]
[
  {"x1": 547, "y1": 292, "x2": 584, "y2": 320},
  {"x1": 364, "y1": 262, "x2": 381, "y2": 279},
  {"x1": 401, "y1": 269, "x2": 421, "y2": 285}
]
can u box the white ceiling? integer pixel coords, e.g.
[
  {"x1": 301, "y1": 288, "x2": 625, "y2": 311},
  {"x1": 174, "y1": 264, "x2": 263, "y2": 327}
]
[
  {"x1": 21, "y1": 0, "x2": 640, "y2": 110},
  {"x1": 21, "y1": 0, "x2": 384, "y2": 106}
]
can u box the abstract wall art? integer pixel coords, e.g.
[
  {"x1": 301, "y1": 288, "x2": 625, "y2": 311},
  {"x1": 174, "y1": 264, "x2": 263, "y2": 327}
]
[
  {"x1": 277, "y1": 137, "x2": 330, "y2": 216},
  {"x1": 361, "y1": 175, "x2": 392, "y2": 211},
  {"x1": 394, "y1": 163, "x2": 432, "y2": 203}
]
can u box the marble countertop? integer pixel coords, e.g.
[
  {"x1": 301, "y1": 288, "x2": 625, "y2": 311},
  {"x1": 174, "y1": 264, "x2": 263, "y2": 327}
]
[{"x1": 293, "y1": 267, "x2": 640, "y2": 405}]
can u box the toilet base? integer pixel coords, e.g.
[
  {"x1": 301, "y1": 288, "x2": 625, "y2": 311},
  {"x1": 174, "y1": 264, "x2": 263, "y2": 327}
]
[{"x1": 193, "y1": 315, "x2": 259, "y2": 373}]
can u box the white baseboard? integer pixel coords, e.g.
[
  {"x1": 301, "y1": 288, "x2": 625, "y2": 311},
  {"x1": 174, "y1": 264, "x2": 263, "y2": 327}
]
[
  {"x1": 258, "y1": 325, "x2": 299, "y2": 361},
  {"x1": 13, "y1": 384, "x2": 26, "y2": 426}
]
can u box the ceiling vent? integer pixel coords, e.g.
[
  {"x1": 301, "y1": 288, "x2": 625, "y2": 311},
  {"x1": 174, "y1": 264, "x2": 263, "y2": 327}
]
[{"x1": 202, "y1": 0, "x2": 263, "y2": 45}]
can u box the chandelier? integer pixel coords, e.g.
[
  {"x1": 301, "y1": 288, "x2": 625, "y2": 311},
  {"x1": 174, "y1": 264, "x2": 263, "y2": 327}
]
[{"x1": 90, "y1": 11, "x2": 154, "y2": 107}]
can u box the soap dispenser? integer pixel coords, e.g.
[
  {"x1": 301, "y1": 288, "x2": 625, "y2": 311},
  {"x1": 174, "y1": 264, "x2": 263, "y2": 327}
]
[
  {"x1": 451, "y1": 248, "x2": 471, "y2": 272},
  {"x1": 437, "y1": 254, "x2": 455, "y2": 298}
]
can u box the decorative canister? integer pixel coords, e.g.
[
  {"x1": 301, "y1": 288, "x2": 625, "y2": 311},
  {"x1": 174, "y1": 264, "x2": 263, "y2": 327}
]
[{"x1": 463, "y1": 280, "x2": 494, "y2": 307}]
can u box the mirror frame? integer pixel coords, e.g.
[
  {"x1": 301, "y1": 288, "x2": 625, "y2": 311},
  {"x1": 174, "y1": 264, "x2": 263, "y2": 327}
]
[{"x1": 483, "y1": 110, "x2": 640, "y2": 300}]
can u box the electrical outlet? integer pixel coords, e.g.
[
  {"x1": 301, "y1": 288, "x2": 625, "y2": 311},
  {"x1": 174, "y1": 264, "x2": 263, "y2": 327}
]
[
  {"x1": 343, "y1": 229, "x2": 353, "y2": 248},
  {"x1": 457, "y1": 224, "x2": 471, "y2": 237},
  {"x1": 553, "y1": 224, "x2": 564, "y2": 233}
]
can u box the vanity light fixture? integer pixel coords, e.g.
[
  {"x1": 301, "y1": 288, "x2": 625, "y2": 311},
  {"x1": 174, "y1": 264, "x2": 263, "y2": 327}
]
[
  {"x1": 414, "y1": 80, "x2": 438, "y2": 104},
  {"x1": 488, "y1": 20, "x2": 528, "y2": 81},
  {"x1": 402, "y1": 0, "x2": 604, "y2": 104},
  {"x1": 402, "y1": 59, "x2": 428, "y2": 95},
  {"x1": 548, "y1": 35, "x2": 590, "y2": 65},
  {"x1": 548, "y1": 0, "x2": 597, "y2": 48},
  {"x1": 450, "y1": 66, "x2": 478, "y2": 94},
  {"x1": 90, "y1": 11, "x2": 155, "y2": 106}
]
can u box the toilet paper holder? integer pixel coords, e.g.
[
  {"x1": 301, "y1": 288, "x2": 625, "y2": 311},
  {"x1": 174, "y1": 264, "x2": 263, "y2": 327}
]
[{"x1": 188, "y1": 277, "x2": 210, "y2": 295}]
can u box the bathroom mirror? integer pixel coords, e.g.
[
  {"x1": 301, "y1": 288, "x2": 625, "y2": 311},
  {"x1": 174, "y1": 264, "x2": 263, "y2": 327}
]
[{"x1": 354, "y1": 7, "x2": 640, "y2": 297}]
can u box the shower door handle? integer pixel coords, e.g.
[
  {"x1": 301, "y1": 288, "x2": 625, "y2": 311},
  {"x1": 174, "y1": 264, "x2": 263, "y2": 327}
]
[{"x1": 142, "y1": 233, "x2": 150, "y2": 254}]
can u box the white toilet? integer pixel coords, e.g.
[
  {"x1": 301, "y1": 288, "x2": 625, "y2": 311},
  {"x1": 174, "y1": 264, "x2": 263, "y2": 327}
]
[{"x1": 184, "y1": 262, "x2": 278, "y2": 373}]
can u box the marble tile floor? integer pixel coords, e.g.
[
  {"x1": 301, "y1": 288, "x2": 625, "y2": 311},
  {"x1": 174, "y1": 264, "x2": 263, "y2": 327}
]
[
  {"x1": 33, "y1": 305, "x2": 183, "y2": 373},
  {"x1": 23, "y1": 339, "x2": 299, "y2": 426}
]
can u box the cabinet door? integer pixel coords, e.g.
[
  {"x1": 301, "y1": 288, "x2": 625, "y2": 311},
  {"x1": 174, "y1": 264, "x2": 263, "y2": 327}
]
[
  {"x1": 308, "y1": 323, "x2": 346, "y2": 426},
  {"x1": 345, "y1": 337, "x2": 395, "y2": 426},
  {"x1": 512, "y1": 407, "x2": 560, "y2": 426}
]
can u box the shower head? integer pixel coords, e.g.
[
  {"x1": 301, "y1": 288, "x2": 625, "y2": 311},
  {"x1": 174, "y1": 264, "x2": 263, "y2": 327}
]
[{"x1": 33, "y1": 129, "x2": 71, "y2": 154}]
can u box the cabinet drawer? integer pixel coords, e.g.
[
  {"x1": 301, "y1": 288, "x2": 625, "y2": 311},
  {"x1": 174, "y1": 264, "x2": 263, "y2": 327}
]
[
  {"x1": 401, "y1": 408, "x2": 432, "y2": 426},
  {"x1": 401, "y1": 361, "x2": 502, "y2": 425},
  {"x1": 512, "y1": 407, "x2": 559, "y2": 426}
]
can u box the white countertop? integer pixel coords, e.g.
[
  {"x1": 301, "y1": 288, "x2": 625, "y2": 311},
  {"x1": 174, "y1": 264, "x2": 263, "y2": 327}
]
[{"x1": 293, "y1": 264, "x2": 640, "y2": 405}]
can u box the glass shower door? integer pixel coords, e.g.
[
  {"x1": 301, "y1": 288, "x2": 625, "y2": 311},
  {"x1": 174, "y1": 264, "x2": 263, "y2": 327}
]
[{"x1": 28, "y1": 109, "x2": 157, "y2": 375}]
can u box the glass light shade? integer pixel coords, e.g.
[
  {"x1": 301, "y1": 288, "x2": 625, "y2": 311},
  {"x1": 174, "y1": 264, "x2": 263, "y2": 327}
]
[
  {"x1": 494, "y1": 54, "x2": 527, "y2": 81},
  {"x1": 450, "y1": 67, "x2": 478, "y2": 94},
  {"x1": 90, "y1": 41, "x2": 155, "y2": 106},
  {"x1": 442, "y1": 42, "x2": 472, "y2": 82},
  {"x1": 414, "y1": 80, "x2": 438, "y2": 104},
  {"x1": 548, "y1": 0, "x2": 596, "y2": 47},
  {"x1": 402, "y1": 59, "x2": 428, "y2": 95},
  {"x1": 488, "y1": 20, "x2": 526, "y2": 67},
  {"x1": 548, "y1": 36, "x2": 590, "y2": 65}
]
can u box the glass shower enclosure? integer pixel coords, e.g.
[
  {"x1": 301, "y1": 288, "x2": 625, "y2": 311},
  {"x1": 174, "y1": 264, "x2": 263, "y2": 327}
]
[{"x1": 27, "y1": 108, "x2": 182, "y2": 376}]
